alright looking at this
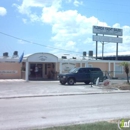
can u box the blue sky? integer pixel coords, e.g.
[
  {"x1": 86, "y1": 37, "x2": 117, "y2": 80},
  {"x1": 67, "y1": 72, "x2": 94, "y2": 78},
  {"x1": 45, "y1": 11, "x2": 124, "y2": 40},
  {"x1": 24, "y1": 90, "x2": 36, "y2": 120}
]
[{"x1": 0, "y1": 0, "x2": 130, "y2": 57}]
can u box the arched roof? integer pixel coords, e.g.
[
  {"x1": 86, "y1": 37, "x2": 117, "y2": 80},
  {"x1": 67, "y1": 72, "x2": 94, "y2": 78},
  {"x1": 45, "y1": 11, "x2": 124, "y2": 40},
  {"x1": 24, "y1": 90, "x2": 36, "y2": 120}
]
[{"x1": 25, "y1": 52, "x2": 58, "y2": 63}]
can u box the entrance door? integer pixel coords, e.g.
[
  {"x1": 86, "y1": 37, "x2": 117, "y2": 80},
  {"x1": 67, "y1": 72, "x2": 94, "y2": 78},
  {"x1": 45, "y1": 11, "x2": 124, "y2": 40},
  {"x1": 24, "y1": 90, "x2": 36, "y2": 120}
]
[
  {"x1": 45, "y1": 63, "x2": 55, "y2": 79},
  {"x1": 29, "y1": 63, "x2": 43, "y2": 80}
]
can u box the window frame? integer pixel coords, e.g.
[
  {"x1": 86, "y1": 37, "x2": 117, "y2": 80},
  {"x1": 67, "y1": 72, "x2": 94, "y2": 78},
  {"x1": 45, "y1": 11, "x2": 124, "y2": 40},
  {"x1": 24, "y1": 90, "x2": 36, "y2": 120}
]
[{"x1": 115, "y1": 65, "x2": 123, "y2": 74}]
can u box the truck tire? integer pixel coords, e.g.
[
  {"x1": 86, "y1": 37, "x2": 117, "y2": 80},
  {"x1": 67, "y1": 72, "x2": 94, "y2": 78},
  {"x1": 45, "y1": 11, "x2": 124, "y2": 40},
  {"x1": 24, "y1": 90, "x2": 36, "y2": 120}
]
[
  {"x1": 68, "y1": 78, "x2": 75, "y2": 85},
  {"x1": 60, "y1": 81, "x2": 66, "y2": 85},
  {"x1": 84, "y1": 81, "x2": 90, "y2": 85}
]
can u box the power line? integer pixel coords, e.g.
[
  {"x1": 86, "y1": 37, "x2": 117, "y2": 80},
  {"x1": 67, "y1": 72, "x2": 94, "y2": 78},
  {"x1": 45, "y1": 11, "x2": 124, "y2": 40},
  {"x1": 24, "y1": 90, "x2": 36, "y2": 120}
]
[{"x1": 0, "y1": 31, "x2": 82, "y2": 54}]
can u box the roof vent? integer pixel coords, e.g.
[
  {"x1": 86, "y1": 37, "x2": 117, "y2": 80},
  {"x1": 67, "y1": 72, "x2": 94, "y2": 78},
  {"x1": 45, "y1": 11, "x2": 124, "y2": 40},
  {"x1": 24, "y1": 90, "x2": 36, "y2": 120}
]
[
  {"x1": 13, "y1": 51, "x2": 18, "y2": 58},
  {"x1": 3, "y1": 52, "x2": 8, "y2": 57},
  {"x1": 13, "y1": 51, "x2": 18, "y2": 56},
  {"x1": 61, "y1": 56, "x2": 67, "y2": 59},
  {"x1": 72, "y1": 57, "x2": 76, "y2": 59},
  {"x1": 83, "y1": 51, "x2": 87, "y2": 56},
  {"x1": 89, "y1": 51, "x2": 93, "y2": 57}
]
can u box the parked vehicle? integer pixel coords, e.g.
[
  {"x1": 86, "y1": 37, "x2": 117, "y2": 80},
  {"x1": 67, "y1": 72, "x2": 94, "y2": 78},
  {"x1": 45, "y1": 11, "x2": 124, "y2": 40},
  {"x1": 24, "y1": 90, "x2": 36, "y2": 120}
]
[{"x1": 58, "y1": 67, "x2": 105, "y2": 85}]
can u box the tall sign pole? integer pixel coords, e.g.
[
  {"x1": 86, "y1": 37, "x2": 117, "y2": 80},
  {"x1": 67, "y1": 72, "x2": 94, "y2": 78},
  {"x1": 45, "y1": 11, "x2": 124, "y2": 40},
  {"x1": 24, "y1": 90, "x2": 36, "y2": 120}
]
[
  {"x1": 116, "y1": 36, "x2": 119, "y2": 60},
  {"x1": 96, "y1": 34, "x2": 98, "y2": 60},
  {"x1": 102, "y1": 34, "x2": 104, "y2": 60}
]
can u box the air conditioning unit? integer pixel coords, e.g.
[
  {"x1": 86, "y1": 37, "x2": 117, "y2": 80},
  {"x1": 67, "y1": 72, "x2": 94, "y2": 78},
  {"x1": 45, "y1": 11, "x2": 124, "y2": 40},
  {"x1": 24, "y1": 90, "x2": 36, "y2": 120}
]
[
  {"x1": 83, "y1": 51, "x2": 87, "y2": 56},
  {"x1": 3, "y1": 52, "x2": 8, "y2": 57},
  {"x1": 72, "y1": 57, "x2": 76, "y2": 59},
  {"x1": 13, "y1": 51, "x2": 18, "y2": 56},
  {"x1": 89, "y1": 51, "x2": 93, "y2": 57},
  {"x1": 61, "y1": 56, "x2": 67, "y2": 59}
]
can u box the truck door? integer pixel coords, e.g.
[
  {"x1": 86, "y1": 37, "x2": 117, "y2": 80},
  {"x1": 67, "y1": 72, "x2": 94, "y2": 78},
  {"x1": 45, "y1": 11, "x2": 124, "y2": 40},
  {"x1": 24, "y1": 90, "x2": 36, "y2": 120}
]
[{"x1": 76, "y1": 68, "x2": 89, "y2": 82}]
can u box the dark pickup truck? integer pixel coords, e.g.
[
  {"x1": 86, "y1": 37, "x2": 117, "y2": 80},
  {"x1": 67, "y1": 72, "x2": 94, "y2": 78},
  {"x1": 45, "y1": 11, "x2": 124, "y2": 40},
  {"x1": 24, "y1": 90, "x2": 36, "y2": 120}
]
[{"x1": 58, "y1": 67, "x2": 105, "y2": 85}]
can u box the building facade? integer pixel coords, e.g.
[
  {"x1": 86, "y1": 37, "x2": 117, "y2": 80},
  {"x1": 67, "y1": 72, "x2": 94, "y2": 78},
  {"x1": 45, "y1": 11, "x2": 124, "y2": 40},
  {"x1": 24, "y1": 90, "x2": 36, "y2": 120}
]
[{"x1": 0, "y1": 52, "x2": 127, "y2": 81}]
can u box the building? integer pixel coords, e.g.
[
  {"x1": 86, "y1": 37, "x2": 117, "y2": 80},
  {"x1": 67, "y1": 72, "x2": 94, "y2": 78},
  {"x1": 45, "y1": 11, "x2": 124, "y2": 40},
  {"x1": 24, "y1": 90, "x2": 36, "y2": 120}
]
[
  {"x1": 0, "y1": 52, "x2": 127, "y2": 81},
  {"x1": 98, "y1": 55, "x2": 130, "y2": 61}
]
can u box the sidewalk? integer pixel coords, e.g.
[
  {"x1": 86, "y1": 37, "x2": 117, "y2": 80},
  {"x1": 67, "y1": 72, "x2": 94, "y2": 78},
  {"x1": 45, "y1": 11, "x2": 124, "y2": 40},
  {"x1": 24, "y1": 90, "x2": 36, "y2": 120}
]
[{"x1": 0, "y1": 79, "x2": 129, "y2": 99}]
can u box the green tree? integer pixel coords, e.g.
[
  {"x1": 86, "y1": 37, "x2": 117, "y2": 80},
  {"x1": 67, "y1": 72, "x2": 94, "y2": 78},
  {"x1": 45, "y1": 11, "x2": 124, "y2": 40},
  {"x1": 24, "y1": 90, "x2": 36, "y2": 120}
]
[{"x1": 120, "y1": 62, "x2": 129, "y2": 83}]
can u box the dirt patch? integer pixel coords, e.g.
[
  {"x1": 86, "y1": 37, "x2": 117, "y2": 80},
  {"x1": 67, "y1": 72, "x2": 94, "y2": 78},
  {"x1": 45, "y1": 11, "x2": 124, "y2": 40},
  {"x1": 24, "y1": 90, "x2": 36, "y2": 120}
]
[
  {"x1": 111, "y1": 83, "x2": 130, "y2": 90},
  {"x1": 98, "y1": 81, "x2": 130, "y2": 90},
  {"x1": 107, "y1": 119, "x2": 118, "y2": 124},
  {"x1": 110, "y1": 82, "x2": 130, "y2": 90}
]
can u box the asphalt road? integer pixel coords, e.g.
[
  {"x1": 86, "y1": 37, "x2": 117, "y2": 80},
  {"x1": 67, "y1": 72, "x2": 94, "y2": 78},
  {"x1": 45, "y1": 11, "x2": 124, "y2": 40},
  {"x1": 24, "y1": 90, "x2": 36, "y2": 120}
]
[{"x1": 0, "y1": 93, "x2": 130, "y2": 130}]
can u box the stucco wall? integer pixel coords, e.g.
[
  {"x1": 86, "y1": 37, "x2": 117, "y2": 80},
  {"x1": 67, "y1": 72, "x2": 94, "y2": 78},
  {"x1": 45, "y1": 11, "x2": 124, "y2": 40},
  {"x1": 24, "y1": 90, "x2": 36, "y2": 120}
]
[
  {"x1": 0, "y1": 63, "x2": 22, "y2": 79},
  {"x1": 76, "y1": 63, "x2": 80, "y2": 67},
  {"x1": 88, "y1": 62, "x2": 108, "y2": 71}
]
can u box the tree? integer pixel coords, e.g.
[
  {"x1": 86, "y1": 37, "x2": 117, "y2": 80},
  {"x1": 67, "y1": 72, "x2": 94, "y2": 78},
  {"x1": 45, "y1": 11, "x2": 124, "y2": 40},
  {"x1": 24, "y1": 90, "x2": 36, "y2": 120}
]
[{"x1": 120, "y1": 62, "x2": 129, "y2": 83}]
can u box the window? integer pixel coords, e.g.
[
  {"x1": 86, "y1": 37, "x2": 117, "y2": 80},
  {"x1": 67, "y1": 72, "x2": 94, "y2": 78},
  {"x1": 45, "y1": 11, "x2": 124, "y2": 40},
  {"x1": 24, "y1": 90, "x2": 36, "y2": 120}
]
[
  {"x1": 115, "y1": 65, "x2": 123, "y2": 74},
  {"x1": 89, "y1": 68, "x2": 101, "y2": 73},
  {"x1": 78, "y1": 68, "x2": 84, "y2": 73}
]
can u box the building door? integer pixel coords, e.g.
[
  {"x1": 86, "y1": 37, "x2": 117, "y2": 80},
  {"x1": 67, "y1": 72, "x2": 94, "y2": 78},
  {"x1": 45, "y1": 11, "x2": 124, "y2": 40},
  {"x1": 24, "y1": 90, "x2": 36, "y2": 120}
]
[
  {"x1": 45, "y1": 63, "x2": 55, "y2": 79},
  {"x1": 29, "y1": 63, "x2": 43, "y2": 80}
]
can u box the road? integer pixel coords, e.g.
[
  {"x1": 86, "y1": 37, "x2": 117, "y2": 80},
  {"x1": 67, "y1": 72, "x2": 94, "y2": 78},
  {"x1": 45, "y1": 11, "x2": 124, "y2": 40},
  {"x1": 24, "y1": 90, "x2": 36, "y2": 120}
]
[{"x1": 0, "y1": 93, "x2": 130, "y2": 130}]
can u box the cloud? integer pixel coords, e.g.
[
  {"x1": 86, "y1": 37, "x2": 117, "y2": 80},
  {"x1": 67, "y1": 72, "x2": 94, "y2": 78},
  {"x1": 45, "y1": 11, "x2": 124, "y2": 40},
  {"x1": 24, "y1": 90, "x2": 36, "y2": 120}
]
[
  {"x1": 14, "y1": 0, "x2": 61, "y2": 23},
  {"x1": 73, "y1": 0, "x2": 83, "y2": 7},
  {"x1": 18, "y1": 40, "x2": 27, "y2": 44},
  {"x1": 14, "y1": 0, "x2": 61, "y2": 14},
  {"x1": 0, "y1": 7, "x2": 7, "y2": 16},
  {"x1": 41, "y1": 8, "x2": 107, "y2": 53},
  {"x1": 14, "y1": 0, "x2": 130, "y2": 56}
]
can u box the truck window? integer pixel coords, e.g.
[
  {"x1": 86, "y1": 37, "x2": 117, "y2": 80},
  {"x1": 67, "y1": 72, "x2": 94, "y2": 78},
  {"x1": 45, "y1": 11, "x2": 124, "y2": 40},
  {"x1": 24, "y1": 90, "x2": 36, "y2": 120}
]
[
  {"x1": 91, "y1": 68, "x2": 101, "y2": 71},
  {"x1": 78, "y1": 68, "x2": 84, "y2": 73}
]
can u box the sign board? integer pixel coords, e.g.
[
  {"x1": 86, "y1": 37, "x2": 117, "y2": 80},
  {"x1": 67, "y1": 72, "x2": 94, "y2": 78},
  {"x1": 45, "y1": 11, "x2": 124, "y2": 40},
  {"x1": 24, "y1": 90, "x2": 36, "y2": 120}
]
[
  {"x1": 0, "y1": 70, "x2": 17, "y2": 74},
  {"x1": 28, "y1": 53, "x2": 58, "y2": 62},
  {"x1": 62, "y1": 63, "x2": 75, "y2": 73},
  {"x1": 93, "y1": 26, "x2": 123, "y2": 36},
  {"x1": 0, "y1": 61, "x2": 17, "y2": 63},
  {"x1": 93, "y1": 35, "x2": 122, "y2": 43}
]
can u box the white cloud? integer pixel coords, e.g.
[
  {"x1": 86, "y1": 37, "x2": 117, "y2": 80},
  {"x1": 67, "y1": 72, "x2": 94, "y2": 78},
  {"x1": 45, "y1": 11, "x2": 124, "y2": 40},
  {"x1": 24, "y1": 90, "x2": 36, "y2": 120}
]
[
  {"x1": 18, "y1": 40, "x2": 26, "y2": 44},
  {"x1": 113, "y1": 23, "x2": 121, "y2": 28},
  {"x1": 0, "y1": 7, "x2": 7, "y2": 16},
  {"x1": 73, "y1": 0, "x2": 83, "y2": 7},
  {"x1": 14, "y1": 0, "x2": 61, "y2": 14},
  {"x1": 13, "y1": 0, "x2": 61, "y2": 23},
  {"x1": 42, "y1": 9, "x2": 107, "y2": 52}
]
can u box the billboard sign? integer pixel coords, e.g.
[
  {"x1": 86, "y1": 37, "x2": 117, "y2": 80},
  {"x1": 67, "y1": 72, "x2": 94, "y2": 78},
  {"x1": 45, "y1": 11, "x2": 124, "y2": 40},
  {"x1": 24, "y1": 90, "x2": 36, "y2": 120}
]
[
  {"x1": 93, "y1": 26, "x2": 123, "y2": 36},
  {"x1": 93, "y1": 35, "x2": 122, "y2": 43}
]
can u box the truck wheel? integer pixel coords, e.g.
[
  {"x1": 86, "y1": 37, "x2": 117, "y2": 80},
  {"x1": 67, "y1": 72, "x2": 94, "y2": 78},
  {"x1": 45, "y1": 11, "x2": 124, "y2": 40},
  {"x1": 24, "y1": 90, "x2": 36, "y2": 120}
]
[
  {"x1": 60, "y1": 81, "x2": 66, "y2": 85},
  {"x1": 84, "y1": 81, "x2": 90, "y2": 85},
  {"x1": 68, "y1": 78, "x2": 75, "y2": 85}
]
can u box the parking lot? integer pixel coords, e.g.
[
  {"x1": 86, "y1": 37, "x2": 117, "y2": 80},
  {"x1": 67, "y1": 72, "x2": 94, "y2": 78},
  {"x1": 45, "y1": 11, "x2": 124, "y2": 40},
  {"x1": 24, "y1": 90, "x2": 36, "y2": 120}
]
[{"x1": 0, "y1": 79, "x2": 129, "y2": 99}]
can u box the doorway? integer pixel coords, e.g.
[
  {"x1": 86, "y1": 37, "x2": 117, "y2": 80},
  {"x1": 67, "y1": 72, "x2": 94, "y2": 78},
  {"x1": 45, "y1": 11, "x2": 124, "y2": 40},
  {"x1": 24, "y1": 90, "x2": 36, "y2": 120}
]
[
  {"x1": 45, "y1": 63, "x2": 55, "y2": 79},
  {"x1": 29, "y1": 63, "x2": 43, "y2": 80}
]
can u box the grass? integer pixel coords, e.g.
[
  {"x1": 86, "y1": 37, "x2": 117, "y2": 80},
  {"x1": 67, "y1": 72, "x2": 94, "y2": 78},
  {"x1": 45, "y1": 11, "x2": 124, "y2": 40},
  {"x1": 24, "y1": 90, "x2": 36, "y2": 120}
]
[{"x1": 34, "y1": 120, "x2": 130, "y2": 130}]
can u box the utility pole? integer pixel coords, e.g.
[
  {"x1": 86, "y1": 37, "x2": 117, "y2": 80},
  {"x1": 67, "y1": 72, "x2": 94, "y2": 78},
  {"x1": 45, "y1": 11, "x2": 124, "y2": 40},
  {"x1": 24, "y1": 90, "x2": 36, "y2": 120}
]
[{"x1": 102, "y1": 42, "x2": 104, "y2": 60}]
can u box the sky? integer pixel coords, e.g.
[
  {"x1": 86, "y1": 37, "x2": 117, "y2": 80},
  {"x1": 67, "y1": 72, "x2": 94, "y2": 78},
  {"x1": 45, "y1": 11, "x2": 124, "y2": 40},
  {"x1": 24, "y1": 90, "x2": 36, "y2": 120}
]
[{"x1": 0, "y1": 0, "x2": 130, "y2": 58}]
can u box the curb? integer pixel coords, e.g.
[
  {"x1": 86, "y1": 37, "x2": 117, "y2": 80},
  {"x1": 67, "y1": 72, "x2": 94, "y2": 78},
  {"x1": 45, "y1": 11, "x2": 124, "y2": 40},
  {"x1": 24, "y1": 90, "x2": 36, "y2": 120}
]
[{"x1": 0, "y1": 90, "x2": 130, "y2": 99}]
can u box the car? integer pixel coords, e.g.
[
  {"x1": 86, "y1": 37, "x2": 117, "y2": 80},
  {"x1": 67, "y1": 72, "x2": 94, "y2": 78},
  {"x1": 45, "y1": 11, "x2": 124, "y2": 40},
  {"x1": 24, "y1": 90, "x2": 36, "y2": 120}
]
[{"x1": 58, "y1": 67, "x2": 105, "y2": 85}]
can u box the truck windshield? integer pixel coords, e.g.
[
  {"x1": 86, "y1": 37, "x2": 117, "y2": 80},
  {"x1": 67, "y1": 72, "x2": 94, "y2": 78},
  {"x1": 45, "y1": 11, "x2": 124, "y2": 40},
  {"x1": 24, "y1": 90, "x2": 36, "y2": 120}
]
[{"x1": 69, "y1": 68, "x2": 79, "y2": 73}]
